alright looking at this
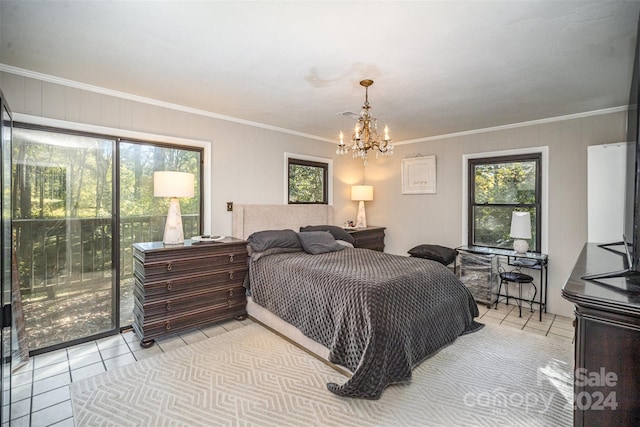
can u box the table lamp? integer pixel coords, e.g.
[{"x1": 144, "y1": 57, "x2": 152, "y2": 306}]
[
  {"x1": 351, "y1": 185, "x2": 373, "y2": 228},
  {"x1": 154, "y1": 171, "x2": 195, "y2": 245},
  {"x1": 510, "y1": 211, "x2": 532, "y2": 254}
]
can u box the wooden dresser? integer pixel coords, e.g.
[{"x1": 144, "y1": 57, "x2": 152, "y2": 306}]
[
  {"x1": 132, "y1": 238, "x2": 248, "y2": 347},
  {"x1": 347, "y1": 226, "x2": 385, "y2": 251},
  {"x1": 562, "y1": 243, "x2": 640, "y2": 425}
]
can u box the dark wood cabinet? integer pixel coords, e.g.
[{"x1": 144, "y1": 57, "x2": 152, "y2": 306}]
[
  {"x1": 562, "y1": 243, "x2": 640, "y2": 426},
  {"x1": 132, "y1": 238, "x2": 248, "y2": 346},
  {"x1": 347, "y1": 226, "x2": 385, "y2": 251}
]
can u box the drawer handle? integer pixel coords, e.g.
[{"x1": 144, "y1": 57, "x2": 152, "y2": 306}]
[
  {"x1": 165, "y1": 322, "x2": 171, "y2": 331},
  {"x1": 166, "y1": 282, "x2": 172, "y2": 291},
  {"x1": 228, "y1": 289, "x2": 234, "y2": 297},
  {"x1": 227, "y1": 300, "x2": 232, "y2": 307},
  {"x1": 166, "y1": 263, "x2": 172, "y2": 272},
  {"x1": 229, "y1": 271, "x2": 234, "y2": 280},
  {"x1": 229, "y1": 254, "x2": 234, "y2": 262},
  {"x1": 166, "y1": 303, "x2": 171, "y2": 312}
]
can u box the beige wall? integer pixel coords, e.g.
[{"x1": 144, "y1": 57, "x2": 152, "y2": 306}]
[{"x1": 1, "y1": 70, "x2": 628, "y2": 317}]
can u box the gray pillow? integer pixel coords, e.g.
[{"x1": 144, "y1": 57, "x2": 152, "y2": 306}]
[
  {"x1": 335, "y1": 239, "x2": 354, "y2": 248},
  {"x1": 247, "y1": 229, "x2": 301, "y2": 252},
  {"x1": 297, "y1": 231, "x2": 346, "y2": 255},
  {"x1": 299, "y1": 225, "x2": 355, "y2": 244}
]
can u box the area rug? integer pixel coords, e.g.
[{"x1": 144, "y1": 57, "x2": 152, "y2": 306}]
[{"x1": 70, "y1": 322, "x2": 574, "y2": 426}]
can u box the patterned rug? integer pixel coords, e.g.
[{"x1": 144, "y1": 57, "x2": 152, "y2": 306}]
[{"x1": 70, "y1": 322, "x2": 574, "y2": 426}]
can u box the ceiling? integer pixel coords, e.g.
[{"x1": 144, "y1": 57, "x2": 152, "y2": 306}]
[{"x1": 1, "y1": 1, "x2": 640, "y2": 143}]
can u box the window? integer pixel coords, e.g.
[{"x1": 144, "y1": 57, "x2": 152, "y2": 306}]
[
  {"x1": 287, "y1": 156, "x2": 329, "y2": 204},
  {"x1": 468, "y1": 153, "x2": 541, "y2": 252}
]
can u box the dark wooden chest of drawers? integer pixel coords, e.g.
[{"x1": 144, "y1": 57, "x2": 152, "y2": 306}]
[
  {"x1": 347, "y1": 226, "x2": 385, "y2": 251},
  {"x1": 562, "y1": 243, "x2": 640, "y2": 425},
  {"x1": 132, "y1": 238, "x2": 248, "y2": 346}
]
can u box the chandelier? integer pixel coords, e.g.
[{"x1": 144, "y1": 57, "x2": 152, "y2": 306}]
[{"x1": 336, "y1": 79, "x2": 393, "y2": 165}]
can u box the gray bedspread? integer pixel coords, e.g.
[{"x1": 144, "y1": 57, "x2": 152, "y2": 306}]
[{"x1": 248, "y1": 247, "x2": 483, "y2": 399}]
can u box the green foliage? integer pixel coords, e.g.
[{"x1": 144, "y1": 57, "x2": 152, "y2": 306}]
[
  {"x1": 288, "y1": 163, "x2": 325, "y2": 203},
  {"x1": 12, "y1": 130, "x2": 114, "y2": 219},
  {"x1": 12, "y1": 132, "x2": 201, "y2": 220},
  {"x1": 472, "y1": 160, "x2": 538, "y2": 248},
  {"x1": 119, "y1": 142, "x2": 201, "y2": 217},
  {"x1": 474, "y1": 161, "x2": 536, "y2": 204}
]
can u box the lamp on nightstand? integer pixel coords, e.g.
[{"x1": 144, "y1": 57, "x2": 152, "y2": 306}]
[
  {"x1": 351, "y1": 185, "x2": 373, "y2": 228},
  {"x1": 510, "y1": 211, "x2": 532, "y2": 254},
  {"x1": 154, "y1": 171, "x2": 195, "y2": 245}
]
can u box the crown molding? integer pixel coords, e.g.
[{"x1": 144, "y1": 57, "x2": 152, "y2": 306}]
[
  {"x1": 1, "y1": 64, "x2": 626, "y2": 146},
  {"x1": 396, "y1": 106, "x2": 628, "y2": 146},
  {"x1": 0, "y1": 64, "x2": 335, "y2": 143}
]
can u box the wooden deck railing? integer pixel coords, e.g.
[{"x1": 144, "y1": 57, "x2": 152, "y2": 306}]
[{"x1": 13, "y1": 215, "x2": 200, "y2": 296}]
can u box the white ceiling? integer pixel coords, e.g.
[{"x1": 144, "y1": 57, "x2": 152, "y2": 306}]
[{"x1": 1, "y1": 1, "x2": 640, "y2": 143}]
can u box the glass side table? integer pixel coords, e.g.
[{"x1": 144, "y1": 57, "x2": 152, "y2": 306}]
[{"x1": 457, "y1": 245, "x2": 549, "y2": 321}]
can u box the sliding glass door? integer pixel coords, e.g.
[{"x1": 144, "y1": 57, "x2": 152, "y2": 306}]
[
  {"x1": 12, "y1": 127, "x2": 116, "y2": 350},
  {"x1": 11, "y1": 125, "x2": 203, "y2": 352}
]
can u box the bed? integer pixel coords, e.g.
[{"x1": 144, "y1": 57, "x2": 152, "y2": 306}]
[{"x1": 232, "y1": 204, "x2": 482, "y2": 399}]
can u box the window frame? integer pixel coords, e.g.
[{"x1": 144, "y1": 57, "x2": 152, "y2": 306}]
[
  {"x1": 284, "y1": 153, "x2": 333, "y2": 205},
  {"x1": 467, "y1": 152, "x2": 542, "y2": 253}
]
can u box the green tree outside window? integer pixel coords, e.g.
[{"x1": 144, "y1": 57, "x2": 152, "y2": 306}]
[{"x1": 288, "y1": 158, "x2": 328, "y2": 204}]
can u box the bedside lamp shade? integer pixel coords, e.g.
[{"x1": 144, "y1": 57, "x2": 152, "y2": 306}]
[
  {"x1": 153, "y1": 171, "x2": 195, "y2": 198},
  {"x1": 154, "y1": 171, "x2": 195, "y2": 245},
  {"x1": 510, "y1": 211, "x2": 532, "y2": 254},
  {"x1": 351, "y1": 185, "x2": 373, "y2": 228},
  {"x1": 351, "y1": 185, "x2": 374, "y2": 202}
]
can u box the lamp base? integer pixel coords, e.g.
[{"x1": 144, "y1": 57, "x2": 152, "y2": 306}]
[
  {"x1": 513, "y1": 239, "x2": 529, "y2": 254},
  {"x1": 163, "y1": 198, "x2": 185, "y2": 245},
  {"x1": 355, "y1": 200, "x2": 367, "y2": 228}
]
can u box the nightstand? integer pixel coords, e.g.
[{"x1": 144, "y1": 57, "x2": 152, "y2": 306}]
[
  {"x1": 132, "y1": 238, "x2": 248, "y2": 347},
  {"x1": 347, "y1": 226, "x2": 385, "y2": 251}
]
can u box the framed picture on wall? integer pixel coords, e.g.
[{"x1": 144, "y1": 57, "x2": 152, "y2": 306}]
[{"x1": 402, "y1": 155, "x2": 436, "y2": 194}]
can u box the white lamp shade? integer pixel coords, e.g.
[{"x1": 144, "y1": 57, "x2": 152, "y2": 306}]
[
  {"x1": 510, "y1": 211, "x2": 532, "y2": 239},
  {"x1": 351, "y1": 185, "x2": 374, "y2": 201},
  {"x1": 153, "y1": 171, "x2": 195, "y2": 198}
]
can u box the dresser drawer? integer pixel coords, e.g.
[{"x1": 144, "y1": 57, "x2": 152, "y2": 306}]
[
  {"x1": 134, "y1": 249, "x2": 247, "y2": 280},
  {"x1": 133, "y1": 303, "x2": 247, "y2": 341},
  {"x1": 134, "y1": 285, "x2": 246, "y2": 320},
  {"x1": 133, "y1": 269, "x2": 246, "y2": 299}
]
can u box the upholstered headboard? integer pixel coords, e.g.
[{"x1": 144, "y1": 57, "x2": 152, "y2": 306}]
[{"x1": 232, "y1": 204, "x2": 335, "y2": 240}]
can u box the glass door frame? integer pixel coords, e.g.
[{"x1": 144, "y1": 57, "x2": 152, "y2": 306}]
[{"x1": 1, "y1": 89, "x2": 13, "y2": 424}]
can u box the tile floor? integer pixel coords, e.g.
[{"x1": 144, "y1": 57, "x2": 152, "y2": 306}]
[
  {"x1": 476, "y1": 301, "x2": 575, "y2": 342},
  {"x1": 6, "y1": 306, "x2": 574, "y2": 427}
]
